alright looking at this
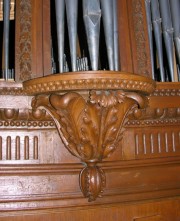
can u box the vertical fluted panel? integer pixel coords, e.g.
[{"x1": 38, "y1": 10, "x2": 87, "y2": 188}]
[
  {"x1": 150, "y1": 133, "x2": 154, "y2": 154},
  {"x1": 172, "y1": 132, "x2": 176, "y2": 152},
  {"x1": 164, "y1": 132, "x2": 168, "y2": 153},
  {"x1": 158, "y1": 133, "x2": 162, "y2": 153},
  {"x1": 0, "y1": 135, "x2": 39, "y2": 162},
  {"x1": 135, "y1": 130, "x2": 180, "y2": 158},
  {"x1": 6, "y1": 136, "x2": 11, "y2": 160},
  {"x1": 24, "y1": 136, "x2": 29, "y2": 160},
  {"x1": 33, "y1": 136, "x2": 38, "y2": 160},
  {"x1": 143, "y1": 133, "x2": 147, "y2": 154},
  {"x1": 135, "y1": 134, "x2": 139, "y2": 156},
  {"x1": 15, "y1": 136, "x2": 20, "y2": 160}
]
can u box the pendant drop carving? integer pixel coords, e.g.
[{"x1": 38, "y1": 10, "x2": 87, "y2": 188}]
[
  {"x1": 32, "y1": 90, "x2": 147, "y2": 201},
  {"x1": 80, "y1": 164, "x2": 106, "y2": 202}
]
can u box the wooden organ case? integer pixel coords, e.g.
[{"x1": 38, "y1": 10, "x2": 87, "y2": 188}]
[{"x1": 0, "y1": 0, "x2": 180, "y2": 220}]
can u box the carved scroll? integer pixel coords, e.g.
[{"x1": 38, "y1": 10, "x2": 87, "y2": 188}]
[{"x1": 32, "y1": 90, "x2": 147, "y2": 201}]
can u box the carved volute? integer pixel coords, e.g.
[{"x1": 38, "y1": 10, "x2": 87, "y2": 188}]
[{"x1": 25, "y1": 71, "x2": 155, "y2": 201}]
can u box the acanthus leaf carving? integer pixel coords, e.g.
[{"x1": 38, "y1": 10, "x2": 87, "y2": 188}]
[{"x1": 32, "y1": 90, "x2": 147, "y2": 201}]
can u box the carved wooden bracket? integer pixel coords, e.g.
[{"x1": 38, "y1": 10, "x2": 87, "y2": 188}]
[
  {"x1": 24, "y1": 71, "x2": 155, "y2": 201},
  {"x1": 31, "y1": 90, "x2": 147, "y2": 201}
]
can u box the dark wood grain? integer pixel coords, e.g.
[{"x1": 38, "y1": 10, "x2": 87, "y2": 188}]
[{"x1": 1, "y1": 0, "x2": 180, "y2": 220}]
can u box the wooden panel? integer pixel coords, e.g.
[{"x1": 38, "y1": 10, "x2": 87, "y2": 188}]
[
  {"x1": 0, "y1": 130, "x2": 78, "y2": 164},
  {"x1": 102, "y1": 0, "x2": 152, "y2": 77},
  {"x1": 31, "y1": 0, "x2": 43, "y2": 78},
  {"x1": 0, "y1": 134, "x2": 39, "y2": 162},
  {"x1": 3, "y1": 0, "x2": 180, "y2": 220},
  {"x1": 0, "y1": 199, "x2": 179, "y2": 221},
  {"x1": 15, "y1": 0, "x2": 51, "y2": 81},
  {"x1": 30, "y1": 0, "x2": 52, "y2": 77},
  {"x1": 127, "y1": 0, "x2": 152, "y2": 77},
  {"x1": 149, "y1": 83, "x2": 180, "y2": 108},
  {"x1": 134, "y1": 215, "x2": 163, "y2": 221},
  {"x1": 117, "y1": 0, "x2": 133, "y2": 73},
  {"x1": 134, "y1": 128, "x2": 180, "y2": 159},
  {"x1": 149, "y1": 96, "x2": 180, "y2": 108},
  {"x1": 15, "y1": 0, "x2": 33, "y2": 81}
]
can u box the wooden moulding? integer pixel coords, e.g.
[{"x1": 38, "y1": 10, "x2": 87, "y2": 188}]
[
  {"x1": 23, "y1": 71, "x2": 156, "y2": 201},
  {"x1": 23, "y1": 71, "x2": 155, "y2": 95},
  {"x1": 149, "y1": 82, "x2": 180, "y2": 108},
  {"x1": 0, "y1": 81, "x2": 24, "y2": 95}
]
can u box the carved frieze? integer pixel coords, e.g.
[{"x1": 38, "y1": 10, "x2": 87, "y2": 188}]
[
  {"x1": 126, "y1": 107, "x2": 180, "y2": 127},
  {"x1": 0, "y1": 108, "x2": 51, "y2": 121},
  {"x1": 126, "y1": 118, "x2": 180, "y2": 127},
  {"x1": 0, "y1": 108, "x2": 55, "y2": 129},
  {"x1": 18, "y1": 0, "x2": 32, "y2": 81},
  {"x1": 0, "y1": 82, "x2": 25, "y2": 95},
  {"x1": 131, "y1": 0, "x2": 151, "y2": 77},
  {"x1": 150, "y1": 89, "x2": 180, "y2": 97},
  {"x1": 134, "y1": 129, "x2": 180, "y2": 159},
  {"x1": 0, "y1": 135, "x2": 39, "y2": 161},
  {"x1": 0, "y1": 120, "x2": 54, "y2": 129}
]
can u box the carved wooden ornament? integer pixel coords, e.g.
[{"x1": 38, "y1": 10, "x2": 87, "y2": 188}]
[{"x1": 32, "y1": 90, "x2": 147, "y2": 201}]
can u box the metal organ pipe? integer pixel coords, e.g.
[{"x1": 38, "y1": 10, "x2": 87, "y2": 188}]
[
  {"x1": 145, "y1": 0, "x2": 155, "y2": 80},
  {"x1": 55, "y1": 0, "x2": 65, "y2": 73},
  {"x1": 100, "y1": 0, "x2": 115, "y2": 71},
  {"x1": 113, "y1": 0, "x2": 120, "y2": 71},
  {"x1": 159, "y1": 0, "x2": 178, "y2": 82},
  {"x1": 151, "y1": 0, "x2": 165, "y2": 82},
  {"x1": 54, "y1": 0, "x2": 120, "y2": 72},
  {"x1": 2, "y1": 0, "x2": 10, "y2": 80},
  {"x1": 169, "y1": 0, "x2": 180, "y2": 65},
  {"x1": 65, "y1": 0, "x2": 78, "y2": 72},
  {"x1": 83, "y1": 0, "x2": 101, "y2": 71},
  {"x1": 145, "y1": 0, "x2": 180, "y2": 82}
]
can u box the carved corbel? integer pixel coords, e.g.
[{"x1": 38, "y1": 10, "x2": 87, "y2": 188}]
[{"x1": 32, "y1": 90, "x2": 147, "y2": 201}]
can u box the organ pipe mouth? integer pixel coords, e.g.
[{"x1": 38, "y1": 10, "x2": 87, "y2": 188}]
[{"x1": 0, "y1": 0, "x2": 15, "y2": 21}]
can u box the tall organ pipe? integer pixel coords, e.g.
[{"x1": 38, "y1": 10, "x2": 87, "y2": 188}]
[
  {"x1": 169, "y1": 0, "x2": 180, "y2": 65},
  {"x1": 159, "y1": 0, "x2": 178, "y2": 82},
  {"x1": 112, "y1": 0, "x2": 120, "y2": 71},
  {"x1": 2, "y1": 0, "x2": 10, "y2": 80},
  {"x1": 83, "y1": 0, "x2": 101, "y2": 71},
  {"x1": 55, "y1": 0, "x2": 65, "y2": 73},
  {"x1": 100, "y1": 0, "x2": 114, "y2": 70},
  {"x1": 65, "y1": 0, "x2": 78, "y2": 72},
  {"x1": 145, "y1": 0, "x2": 155, "y2": 80},
  {"x1": 151, "y1": 0, "x2": 165, "y2": 81}
]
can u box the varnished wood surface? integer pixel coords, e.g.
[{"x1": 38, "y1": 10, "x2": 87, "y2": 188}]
[
  {"x1": 23, "y1": 71, "x2": 155, "y2": 95},
  {"x1": 0, "y1": 87, "x2": 180, "y2": 216},
  {"x1": 0, "y1": 199, "x2": 180, "y2": 221},
  {"x1": 1, "y1": 0, "x2": 180, "y2": 219},
  {"x1": 118, "y1": 0, "x2": 133, "y2": 73}
]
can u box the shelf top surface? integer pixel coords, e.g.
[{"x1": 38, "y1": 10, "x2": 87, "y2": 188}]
[{"x1": 23, "y1": 71, "x2": 156, "y2": 95}]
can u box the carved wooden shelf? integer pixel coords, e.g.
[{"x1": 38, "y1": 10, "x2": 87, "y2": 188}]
[
  {"x1": 23, "y1": 71, "x2": 155, "y2": 95},
  {"x1": 23, "y1": 71, "x2": 155, "y2": 201}
]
